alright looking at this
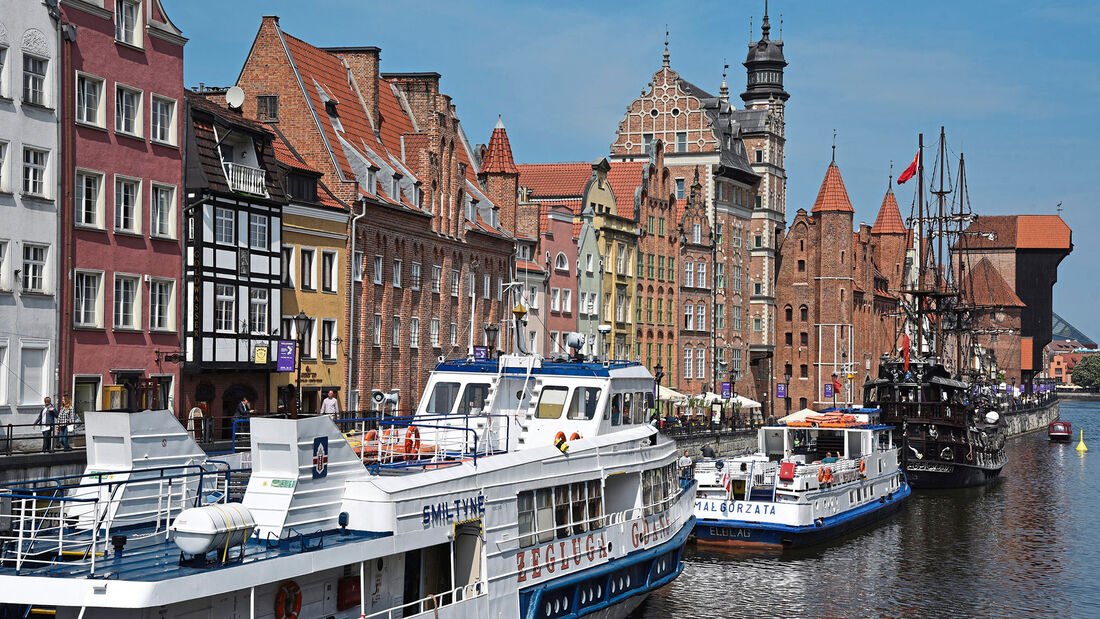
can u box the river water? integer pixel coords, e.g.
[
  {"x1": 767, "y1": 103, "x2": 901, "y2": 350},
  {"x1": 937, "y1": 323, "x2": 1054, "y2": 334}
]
[{"x1": 635, "y1": 401, "x2": 1100, "y2": 618}]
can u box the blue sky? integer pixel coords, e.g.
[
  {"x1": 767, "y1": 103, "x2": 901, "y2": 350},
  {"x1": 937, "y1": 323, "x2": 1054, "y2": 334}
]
[{"x1": 172, "y1": 0, "x2": 1100, "y2": 342}]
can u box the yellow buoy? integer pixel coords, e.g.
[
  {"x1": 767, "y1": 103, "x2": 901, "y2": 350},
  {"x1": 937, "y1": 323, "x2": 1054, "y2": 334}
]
[{"x1": 1077, "y1": 429, "x2": 1088, "y2": 452}]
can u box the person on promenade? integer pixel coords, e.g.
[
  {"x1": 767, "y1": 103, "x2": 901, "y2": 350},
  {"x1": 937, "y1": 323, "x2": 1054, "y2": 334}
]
[
  {"x1": 678, "y1": 450, "x2": 693, "y2": 478},
  {"x1": 701, "y1": 443, "x2": 717, "y2": 459},
  {"x1": 236, "y1": 396, "x2": 254, "y2": 418},
  {"x1": 34, "y1": 397, "x2": 57, "y2": 453},
  {"x1": 57, "y1": 396, "x2": 76, "y2": 452},
  {"x1": 320, "y1": 390, "x2": 340, "y2": 419}
]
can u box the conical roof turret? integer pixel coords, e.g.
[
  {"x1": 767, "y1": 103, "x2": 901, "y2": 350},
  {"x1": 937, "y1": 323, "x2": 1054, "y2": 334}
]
[
  {"x1": 481, "y1": 115, "x2": 518, "y2": 175},
  {"x1": 812, "y1": 162, "x2": 854, "y2": 214},
  {"x1": 872, "y1": 179, "x2": 906, "y2": 234}
]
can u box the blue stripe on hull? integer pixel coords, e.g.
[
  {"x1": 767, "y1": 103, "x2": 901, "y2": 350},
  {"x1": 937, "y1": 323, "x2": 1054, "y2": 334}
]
[
  {"x1": 520, "y1": 516, "x2": 694, "y2": 619},
  {"x1": 694, "y1": 484, "x2": 911, "y2": 548}
]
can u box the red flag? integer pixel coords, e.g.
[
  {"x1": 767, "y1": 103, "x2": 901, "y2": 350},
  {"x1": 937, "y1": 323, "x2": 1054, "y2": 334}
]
[
  {"x1": 902, "y1": 333, "x2": 911, "y2": 372},
  {"x1": 833, "y1": 376, "x2": 842, "y2": 392},
  {"x1": 897, "y1": 152, "x2": 919, "y2": 184}
]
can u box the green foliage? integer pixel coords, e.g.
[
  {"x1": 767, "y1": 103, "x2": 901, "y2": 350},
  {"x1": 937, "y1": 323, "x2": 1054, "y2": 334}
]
[{"x1": 1072, "y1": 355, "x2": 1100, "y2": 387}]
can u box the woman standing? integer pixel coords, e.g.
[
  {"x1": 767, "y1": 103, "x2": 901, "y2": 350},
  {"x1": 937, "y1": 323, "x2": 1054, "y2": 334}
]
[{"x1": 57, "y1": 397, "x2": 76, "y2": 452}]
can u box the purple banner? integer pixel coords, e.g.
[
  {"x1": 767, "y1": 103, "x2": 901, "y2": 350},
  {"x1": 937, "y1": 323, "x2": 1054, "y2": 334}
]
[
  {"x1": 473, "y1": 346, "x2": 490, "y2": 361},
  {"x1": 277, "y1": 340, "x2": 297, "y2": 372},
  {"x1": 721, "y1": 382, "x2": 732, "y2": 399},
  {"x1": 776, "y1": 383, "x2": 786, "y2": 399},
  {"x1": 824, "y1": 383, "x2": 834, "y2": 398}
]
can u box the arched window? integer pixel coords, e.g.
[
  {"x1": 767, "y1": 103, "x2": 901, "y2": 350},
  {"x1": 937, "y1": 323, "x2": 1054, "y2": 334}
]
[
  {"x1": 785, "y1": 306, "x2": 793, "y2": 322},
  {"x1": 554, "y1": 252, "x2": 568, "y2": 271},
  {"x1": 799, "y1": 305, "x2": 808, "y2": 321}
]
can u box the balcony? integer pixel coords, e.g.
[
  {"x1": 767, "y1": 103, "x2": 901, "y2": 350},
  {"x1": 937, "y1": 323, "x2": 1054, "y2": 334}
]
[{"x1": 224, "y1": 163, "x2": 268, "y2": 196}]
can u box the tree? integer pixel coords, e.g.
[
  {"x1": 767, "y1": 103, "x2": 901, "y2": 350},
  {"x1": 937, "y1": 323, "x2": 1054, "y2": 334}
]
[{"x1": 1071, "y1": 354, "x2": 1100, "y2": 388}]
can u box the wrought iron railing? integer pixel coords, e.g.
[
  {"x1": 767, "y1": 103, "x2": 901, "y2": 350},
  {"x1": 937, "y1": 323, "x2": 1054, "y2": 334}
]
[{"x1": 223, "y1": 162, "x2": 267, "y2": 195}]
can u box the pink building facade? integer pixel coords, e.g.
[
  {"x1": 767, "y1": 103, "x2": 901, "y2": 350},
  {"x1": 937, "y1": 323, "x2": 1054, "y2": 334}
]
[
  {"x1": 59, "y1": 0, "x2": 185, "y2": 414},
  {"x1": 543, "y1": 203, "x2": 578, "y2": 354}
]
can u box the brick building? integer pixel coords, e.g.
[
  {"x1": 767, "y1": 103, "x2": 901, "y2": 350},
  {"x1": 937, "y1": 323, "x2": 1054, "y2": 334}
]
[
  {"x1": 59, "y1": 0, "x2": 186, "y2": 414},
  {"x1": 234, "y1": 17, "x2": 513, "y2": 412}
]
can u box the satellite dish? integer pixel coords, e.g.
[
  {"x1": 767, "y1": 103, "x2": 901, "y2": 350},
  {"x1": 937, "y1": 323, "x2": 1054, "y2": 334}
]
[{"x1": 225, "y1": 86, "x2": 245, "y2": 109}]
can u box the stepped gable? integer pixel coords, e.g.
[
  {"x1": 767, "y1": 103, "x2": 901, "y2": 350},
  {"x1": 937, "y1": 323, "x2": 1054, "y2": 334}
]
[
  {"x1": 872, "y1": 185, "x2": 906, "y2": 234},
  {"x1": 961, "y1": 257, "x2": 1024, "y2": 308},
  {"x1": 812, "y1": 162, "x2": 854, "y2": 214},
  {"x1": 481, "y1": 117, "x2": 519, "y2": 175}
]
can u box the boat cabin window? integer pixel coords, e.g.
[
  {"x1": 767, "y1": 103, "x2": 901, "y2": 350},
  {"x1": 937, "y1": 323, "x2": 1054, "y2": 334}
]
[
  {"x1": 623, "y1": 393, "x2": 633, "y2": 424},
  {"x1": 457, "y1": 383, "x2": 490, "y2": 414},
  {"x1": 611, "y1": 394, "x2": 622, "y2": 425},
  {"x1": 642, "y1": 464, "x2": 677, "y2": 516},
  {"x1": 517, "y1": 480, "x2": 604, "y2": 548},
  {"x1": 427, "y1": 382, "x2": 460, "y2": 414},
  {"x1": 537, "y1": 386, "x2": 570, "y2": 419},
  {"x1": 567, "y1": 387, "x2": 602, "y2": 420}
]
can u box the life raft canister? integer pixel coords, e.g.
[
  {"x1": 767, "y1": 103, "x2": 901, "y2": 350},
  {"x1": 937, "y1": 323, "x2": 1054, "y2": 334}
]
[{"x1": 275, "y1": 580, "x2": 302, "y2": 619}]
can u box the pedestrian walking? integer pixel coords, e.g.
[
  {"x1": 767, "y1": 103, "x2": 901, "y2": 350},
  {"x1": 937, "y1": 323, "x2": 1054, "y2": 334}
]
[
  {"x1": 319, "y1": 390, "x2": 340, "y2": 419},
  {"x1": 57, "y1": 396, "x2": 76, "y2": 451},
  {"x1": 34, "y1": 397, "x2": 57, "y2": 453}
]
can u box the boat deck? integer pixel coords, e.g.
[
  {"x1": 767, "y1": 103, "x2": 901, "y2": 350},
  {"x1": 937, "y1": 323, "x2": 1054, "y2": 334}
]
[{"x1": 0, "y1": 526, "x2": 390, "y2": 581}]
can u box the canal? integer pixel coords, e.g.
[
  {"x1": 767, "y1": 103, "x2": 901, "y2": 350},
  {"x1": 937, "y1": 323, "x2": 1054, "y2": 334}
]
[{"x1": 635, "y1": 401, "x2": 1099, "y2": 618}]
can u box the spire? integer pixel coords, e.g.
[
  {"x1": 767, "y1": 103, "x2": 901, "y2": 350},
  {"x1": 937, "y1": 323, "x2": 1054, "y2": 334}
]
[
  {"x1": 719, "y1": 60, "x2": 729, "y2": 102},
  {"x1": 812, "y1": 160, "x2": 854, "y2": 214},
  {"x1": 831, "y1": 129, "x2": 836, "y2": 163},
  {"x1": 872, "y1": 171, "x2": 906, "y2": 234},
  {"x1": 662, "y1": 25, "x2": 670, "y2": 68},
  {"x1": 480, "y1": 117, "x2": 518, "y2": 175},
  {"x1": 761, "y1": 0, "x2": 771, "y2": 40}
]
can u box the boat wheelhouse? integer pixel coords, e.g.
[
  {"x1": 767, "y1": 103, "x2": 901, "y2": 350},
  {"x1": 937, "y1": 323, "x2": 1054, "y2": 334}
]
[
  {"x1": 693, "y1": 415, "x2": 910, "y2": 548},
  {"x1": 0, "y1": 354, "x2": 694, "y2": 618},
  {"x1": 1049, "y1": 420, "x2": 1072, "y2": 442}
]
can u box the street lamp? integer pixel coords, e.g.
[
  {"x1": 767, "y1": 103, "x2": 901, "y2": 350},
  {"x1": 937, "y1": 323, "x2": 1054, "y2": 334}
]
[
  {"x1": 831, "y1": 372, "x2": 838, "y2": 408},
  {"x1": 784, "y1": 368, "x2": 792, "y2": 418},
  {"x1": 292, "y1": 310, "x2": 310, "y2": 419},
  {"x1": 484, "y1": 323, "x2": 499, "y2": 358},
  {"x1": 654, "y1": 361, "x2": 665, "y2": 418}
]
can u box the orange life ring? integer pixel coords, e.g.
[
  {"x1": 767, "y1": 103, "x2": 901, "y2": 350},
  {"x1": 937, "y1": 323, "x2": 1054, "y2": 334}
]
[
  {"x1": 404, "y1": 426, "x2": 421, "y2": 455},
  {"x1": 818, "y1": 468, "x2": 826, "y2": 483},
  {"x1": 570, "y1": 432, "x2": 582, "y2": 441},
  {"x1": 275, "y1": 580, "x2": 302, "y2": 619},
  {"x1": 859, "y1": 459, "x2": 866, "y2": 474},
  {"x1": 827, "y1": 468, "x2": 834, "y2": 484},
  {"x1": 365, "y1": 429, "x2": 379, "y2": 442}
]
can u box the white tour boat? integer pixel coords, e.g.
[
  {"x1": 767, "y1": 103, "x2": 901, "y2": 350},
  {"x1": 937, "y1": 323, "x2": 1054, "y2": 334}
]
[
  {"x1": 0, "y1": 341, "x2": 694, "y2": 618},
  {"x1": 692, "y1": 412, "x2": 910, "y2": 548}
]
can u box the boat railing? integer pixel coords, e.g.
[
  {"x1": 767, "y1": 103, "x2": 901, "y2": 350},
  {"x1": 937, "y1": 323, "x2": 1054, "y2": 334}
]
[
  {"x1": 0, "y1": 462, "x2": 239, "y2": 574},
  {"x1": 360, "y1": 580, "x2": 487, "y2": 619}
]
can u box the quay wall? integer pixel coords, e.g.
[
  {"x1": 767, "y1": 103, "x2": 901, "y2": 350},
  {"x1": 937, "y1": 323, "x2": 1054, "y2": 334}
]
[
  {"x1": 672, "y1": 431, "x2": 756, "y2": 458},
  {"x1": 1003, "y1": 400, "x2": 1060, "y2": 438}
]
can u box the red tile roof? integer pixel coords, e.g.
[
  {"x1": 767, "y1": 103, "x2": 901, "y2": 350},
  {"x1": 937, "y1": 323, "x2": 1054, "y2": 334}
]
[
  {"x1": 376, "y1": 79, "x2": 416, "y2": 160},
  {"x1": 517, "y1": 163, "x2": 592, "y2": 198},
  {"x1": 872, "y1": 187, "x2": 906, "y2": 234},
  {"x1": 812, "y1": 162, "x2": 854, "y2": 214},
  {"x1": 271, "y1": 132, "x2": 317, "y2": 172},
  {"x1": 517, "y1": 260, "x2": 545, "y2": 273},
  {"x1": 961, "y1": 257, "x2": 1024, "y2": 307},
  {"x1": 607, "y1": 161, "x2": 646, "y2": 219},
  {"x1": 1016, "y1": 215, "x2": 1071, "y2": 250},
  {"x1": 480, "y1": 119, "x2": 518, "y2": 175}
]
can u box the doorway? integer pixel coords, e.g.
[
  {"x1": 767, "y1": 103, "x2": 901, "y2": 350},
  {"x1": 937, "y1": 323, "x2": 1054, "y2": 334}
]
[{"x1": 453, "y1": 519, "x2": 483, "y2": 600}]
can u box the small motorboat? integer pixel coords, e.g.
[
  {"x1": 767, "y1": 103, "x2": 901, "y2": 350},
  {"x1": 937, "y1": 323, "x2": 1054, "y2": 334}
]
[{"x1": 1049, "y1": 421, "x2": 1073, "y2": 442}]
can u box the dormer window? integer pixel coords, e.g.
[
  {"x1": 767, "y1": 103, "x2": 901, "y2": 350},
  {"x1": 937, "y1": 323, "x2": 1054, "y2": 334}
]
[
  {"x1": 287, "y1": 173, "x2": 317, "y2": 203},
  {"x1": 391, "y1": 175, "x2": 401, "y2": 202},
  {"x1": 366, "y1": 168, "x2": 377, "y2": 194},
  {"x1": 217, "y1": 130, "x2": 267, "y2": 196}
]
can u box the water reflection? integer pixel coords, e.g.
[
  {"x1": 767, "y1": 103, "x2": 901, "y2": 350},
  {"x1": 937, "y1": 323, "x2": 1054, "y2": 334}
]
[{"x1": 636, "y1": 402, "x2": 1099, "y2": 618}]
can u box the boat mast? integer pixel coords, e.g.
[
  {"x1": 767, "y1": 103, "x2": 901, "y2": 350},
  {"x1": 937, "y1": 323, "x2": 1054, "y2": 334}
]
[
  {"x1": 916, "y1": 133, "x2": 924, "y2": 360},
  {"x1": 933, "y1": 126, "x2": 949, "y2": 360}
]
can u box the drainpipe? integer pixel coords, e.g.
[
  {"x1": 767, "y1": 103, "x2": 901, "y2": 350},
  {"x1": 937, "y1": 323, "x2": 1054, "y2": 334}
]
[
  {"x1": 346, "y1": 190, "x2": 364, "y2": 411},
  {"x1": 56, "y1": 13, "x2": 77, "y2": 403}
]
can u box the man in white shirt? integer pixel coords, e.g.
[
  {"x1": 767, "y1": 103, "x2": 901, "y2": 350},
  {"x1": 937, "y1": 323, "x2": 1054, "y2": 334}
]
[
  {"x1": 319, "y1": 390, "x2": 340, "y2": 419},
  {"x1": 678, "y1": 450, "x2": 692, "y2": 478}
]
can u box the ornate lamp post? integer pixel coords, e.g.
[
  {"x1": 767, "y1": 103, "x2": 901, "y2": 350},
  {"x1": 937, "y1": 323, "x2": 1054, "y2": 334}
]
[
  {"x1": 484, "y1": 323, "x2": 499, "y2": 358},
  {"x1": 292, "y1": 310, "x2": 310, "y2": 419},
  {"x1": 784, "y1": 368, "x2": 792, "y2": 418},
  {"x1": 654, "y1": 361, "x2": 665, "y2": 418}
]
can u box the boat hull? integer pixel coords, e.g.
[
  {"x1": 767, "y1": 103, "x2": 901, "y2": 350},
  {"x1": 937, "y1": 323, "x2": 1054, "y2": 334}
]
[
  {"x1": 904, "y1": 460, "x2": 1003, "y2": 489},
  {"x1": 1049, "y1": 434, "x2": 1072, "y2": 443},
  {"x1": 693, "y1": 484, "x2": 911, "y2": 548}
]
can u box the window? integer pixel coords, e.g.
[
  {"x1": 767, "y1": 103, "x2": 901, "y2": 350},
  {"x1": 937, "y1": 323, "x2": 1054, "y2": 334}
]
[
  {"x1": 647, "y1": 216, "x2": 655, "y2": 235},
  {"x1": 754, "y1": 282, "x2": 763, "y2": 296},
  {"x1": 800, "y1": 364, "x2": 808, "y2": 378},
  {"x1": 537, "y1": 386, "x2": 569, "y2": 419},
  {"x1": 646, "y1": 254, "x2": 655, "y2": 279},
  {"x1": 115, "y1": 0, "x2": 140, "y2": 46},
  {"x1": 150, "y1": 279, "x2": 173, "y2": 331},
  {"x1": 151, "y1": 184, "x2": 174, "y2": 237},
  {"x1": 407, "y1": 315, "x2": 419, "y2": 347},
  {"x1": 697, "y1": 305, "x2": 706, "y2": 331},
  {"x1": 655, "y1": 298, "x2": 663, "y2": 324},
  {"x1": 800, "y1": 306, "x2": 809, "y2": 321},
  {"x1": 430, "y1": 318, "x2": 440, "y2": 347},
  {"x1": 643, "y1": 133, "x2": 653, "y2": 154},
  {"x1": 483, "y1": 273, "x2": 490, "y2": 299},
  {"x1": 754, "y1": 235, "x2": 763, "y2": 248},
  {"x1": 300, "y1": 248, "x2": 315, "y2": 290},
  {"x1": 352, "y1": 250, "x2": 363, "y2": 282},
  {"x1": 300, "y1": 318, "x2": 316, "y2": 358},
  {"x1": 214, "y1": 207, "x2": 234, "y2": 244},
  {"x1": 785, "y1": 332, "x2": 792, "y2": 345},
  {"x1": 427, "y1": 382, "x2": 459, "y2": 415},
  {"x1": 449, "y1": 323, "x2": 457, "y2": 346},
  {"x1": 321, "y1": 251, "x2": 336, "y2": 293},
  {"x1": 19, "y1": 346, "x2": 47, "y2": 406},
  {"x1": 755, "y1": 195, "x2": 762, "y2": 208},
  {"x1": 517, "y1": 245, "x2": 532, "y2": 261},
  {"x1": 658, "y1": 217, "x2": 666, "y2": 236},
  {"x1": 753, "y1": 317, "x2": 763, "y2": 333},
  {"x1": 151, "y1": 96, "x2": 175, "y2": 144},
  {"x1": 675, "y1": 178, "x2": 685, "y2": 200},
  {"x1": 716, "y1": 264, "x2": 726, "y2": 289},
  {"x1": 432, "y1": 265, "x2": 442, "y2": 292},
  {"x1": 76, "y1": 74, "x2": 104, "y2": 126},
  {"x1": 733, "y1": 265, "x2": 742, "y2": 291},
  {"x1": 281, "y1": 246, "x2": 295, "y2": 288},
  {"x1": 248, "y1": 289, "x2": 268, "y2": 334},
  {"x1": 392, "y1": 258, "x2": 403, "y2": 288},
  {"x1": 372, "y1": 314, "x2": 382, "y2": 346},
  {"x1": 676, "y1": 132, "x2": 687, "y2": 152},
  {"x1": 256, "y1": 95, "x2": 278, "y2": 122},
  {"x1": 497, "y1": 277, "x2": 504, "y2": 301},
  {"x1": 550, "y1": 287, "x2": 561, "y2": 312},
  {"x1": 391, "y1": 316, "x2": 401, "y2": 346},
  {"x1": 697, "y1": 350, "x2": 705, "y2": 380},
  {"x1": 801, "y1": 332, "x2": 809, "y2": 346},
  {"x1": 214, "y1": 284, "x2": 235, "y2": 332},
  {"x1": 527, "y1": 285, "x2": 540, "y2": 310},
  {"x1": 372, "y1": 255, "x2": 383, "y2": 285},
  {"x1": 22, "y1": 56, "x2": 46, "y2": 106},
  {"x1": 451, "y1": 270, "x2": 460, "y2": 297},
  {"x1": 75, "y1": 172, "x2": 103, "y2": 228},
  {"x1": 113, "y1": 275, "x2": 139, "y2": 329},
  {"x1": 616, "y1": 243, "x2": 627, "y2": 275},
  {"x1": 0, "y1": 141, "x2": 7, "y2": 193},
  {"x1": 322, "y1": 319, "x2": 337, "y2": 360},
  {"x1": 716, "y1": 303, "x2": 725, "y2": 330},
  {"x1": 115, "y1": 86, "x2": 141, "y2": 136},
  {"x1": 684, "y1": 305, "x2": 694, "y2": 330},
  {"x1": 113, "y1": 178, "x2": 140, "y2": 232},
  {"x1": 755, "y1": 149, "x2": 763, "y2": 163},
  {"x1": 697, "y1": 262, "x2": 707, "y2": 288},
  {"x1": 683, "y1": 261, "x2": 694, "y2": 287},
  {"x1": 684, "y1": 349, "x2": 693, "y2": 379},
  {"x1": 411, "y1": 262, "x2": 422, "y2": 290},
  {"x1": 657, "y1": 256, "x2": 665, "y2": 280},
  {"x1": 21, "y1": 244, "x2": 46, "y2": 292},
  {"x1": 468, "y1": 273, "x2": 476, "y2": 298},
  {"x1": 74, "y1": 271, "x2": 102, "y2": 327},
  {"x1": 733, "y1": 306, "x2": 742, "y2": 331},
  {"x1": 797, "y1": 259, "x2": 806, "y2": 272},
  {"x1": 692, "y1": 223, "x2": 702, "y2": 244},
  {"x1": 562, "y1": 289, "x2": 572, "y2": 313},
  {"x1": 22, "y1": 148, "x2": 47, "y2": 196},
  {"x1": 585, "y1": 254, "x2": 593, "y2": 273},
  {"x1": 0, "y1": 48, "x2": 6, "y2": 99},
  {"x1": 550, "y1": 331, "x2": 560, "y2": 353},
  {"x1": 716, "y1": 224, "x2": 724, "y2": 245}
]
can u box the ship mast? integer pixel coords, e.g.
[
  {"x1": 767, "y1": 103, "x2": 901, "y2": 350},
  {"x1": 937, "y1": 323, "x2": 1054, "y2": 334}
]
[
  {"x1": 916, "y1": 133, "x2": 924, "y2": 359},
  {"x1": 931, "y1": 126, "x2": 950, "y2": 360}
]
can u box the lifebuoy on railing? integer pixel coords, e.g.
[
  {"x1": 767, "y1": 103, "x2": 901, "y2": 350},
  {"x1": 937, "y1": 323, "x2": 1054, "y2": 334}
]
[
  {"x1": 818, "y1": 468, "x2": 826, "y2": 483},
  {"x1": 570, "y1": 432, "x2": 582, "y2": 441},
  {"x1": 859, "y1": 459, "x2": 866, "y2": 475},
  {"x1": 404, "y1": 426, "x2": 421, "y2": 455},
  {"x1": 274, "y1": 580, "x2": 302, "y2": 619},
  {"x1": 365, "y1": 429, "x2": 379, "y2": 443},
  {"x1": 554, "y1": 431, "x2": 568, "y2": 453}
]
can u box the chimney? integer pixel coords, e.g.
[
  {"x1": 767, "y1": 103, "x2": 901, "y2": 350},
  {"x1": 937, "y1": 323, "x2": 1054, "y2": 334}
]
[
  {"x1": 325, "y1": 46, "x2": 381, "y2": 131},
  {"x1": 383, "y1": 72, "x2": 441, "y2": 130}
]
